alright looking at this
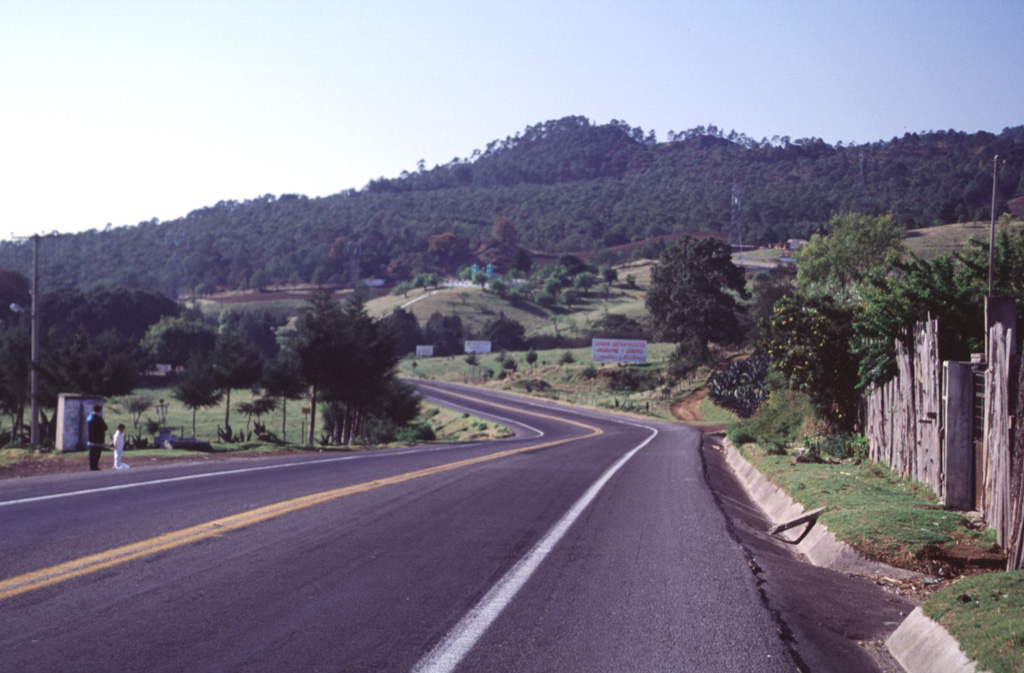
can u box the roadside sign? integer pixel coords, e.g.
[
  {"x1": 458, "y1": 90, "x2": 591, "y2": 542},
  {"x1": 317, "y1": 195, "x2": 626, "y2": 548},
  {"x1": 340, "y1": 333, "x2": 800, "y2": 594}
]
[
  {"x1": 592, "y1": 338, "x2": 647, "y2": 363},
  {"x1": 464, "y1": 340, "x2": 492, "y2": 354}
]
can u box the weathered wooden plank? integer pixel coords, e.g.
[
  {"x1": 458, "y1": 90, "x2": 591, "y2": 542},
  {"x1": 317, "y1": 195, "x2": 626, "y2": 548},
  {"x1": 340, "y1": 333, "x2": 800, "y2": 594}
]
[
  {"x1": 943, "y1": 361, "x2": 974, "y2": 510},
  {"x1": 983, "y1": 323, "x2": 1012, "y2": 546},
  {"x1": 916, "y1": 320, "x2": 942, "y2": 493},
  {"x1": 1008, "y1": 352, "x2": 1024, "y2": 571},
  {"x1": 768, "y1": 507, "x2": 826, "y2": 536}
]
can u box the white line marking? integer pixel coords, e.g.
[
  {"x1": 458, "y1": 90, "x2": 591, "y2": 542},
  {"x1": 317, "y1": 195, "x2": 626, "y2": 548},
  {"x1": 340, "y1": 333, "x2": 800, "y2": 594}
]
[
  {"x1": 0, "y1": 440, "x2": 495, "y2": 509},
  {"x1": 411, "y1": 424, "x2": 659, "y2": 673},
  {"x1": 1, "y1": 388, "x2": 542, "y2": 510}
]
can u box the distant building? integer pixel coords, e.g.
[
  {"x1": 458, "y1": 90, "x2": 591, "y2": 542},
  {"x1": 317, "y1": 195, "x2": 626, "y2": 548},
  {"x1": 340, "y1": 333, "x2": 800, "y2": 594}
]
[{"x1": 778, "y1": 238, "x2": 807, "y2": 264}]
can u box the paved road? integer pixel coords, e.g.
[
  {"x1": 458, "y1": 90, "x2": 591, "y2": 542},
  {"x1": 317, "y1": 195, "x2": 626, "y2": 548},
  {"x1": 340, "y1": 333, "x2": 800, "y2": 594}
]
[{"x1": 1, "y1": 382, "x2": 798, "y2": 672}]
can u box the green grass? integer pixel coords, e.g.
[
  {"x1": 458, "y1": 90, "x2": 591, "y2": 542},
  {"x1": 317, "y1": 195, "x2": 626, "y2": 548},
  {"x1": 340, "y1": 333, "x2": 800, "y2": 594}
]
[
  {"x1": 697, "y1": 396, "x2": 740, "y2": 425},
  {"x1": 421, "y1": 402, "x2": 514, "y2": 442},
  {"x1": 0, "y1": 447, "x2": 38, "y2": 467},
  {"x1": 402, "y1": 342, "x2": 730, "y2": 425},
  {"x1": 104, "y1": 382, "x2": 303, "y2": 445},
  {"x1": 903, "y1": 221, "x2": 1022, "y2": 260},
  {"x1": 924, "y1": 571, "x2": 1024, "y2": 673},
  {"x1": 96, "y1": 380, "x2": 512, "y2": 452},
  {"x1": 735, "y1": 442, "x2": 994, "y2": 571},
  {"x1": 365, "y1": 277, "x2": 651, "y2": 341},
  {"x1": 733, "y1": 433, "x2": 1023, "y2": 670}
]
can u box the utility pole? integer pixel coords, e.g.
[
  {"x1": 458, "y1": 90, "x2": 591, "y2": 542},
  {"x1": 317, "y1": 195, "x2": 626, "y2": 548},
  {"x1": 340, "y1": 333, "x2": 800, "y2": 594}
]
[
  {"x1": 30, "y1": 235, "x2": 39, "y2": 446},
  {"x1": 11, "y1": 232, "x2": 60, "y2": 446},
  {"x1": 987, "y1": 155, "x2": 999, "y2": 297},
  {"x1": 729, "y1": 183, "x2": 743, "y2": 265}
]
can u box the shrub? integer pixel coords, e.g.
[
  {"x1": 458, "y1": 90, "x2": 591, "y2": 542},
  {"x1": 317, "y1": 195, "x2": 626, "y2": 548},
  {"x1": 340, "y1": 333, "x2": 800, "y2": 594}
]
[
  {"x1": 732, "y1": 388, "x2": 817, "y2": 453},
  {"x1": 605, "y1": 366, "x2": 658, "y2": 392},
  {"x1": 727, "y1": 425, "x2": 756, "y2": 446},
  {"x1": 395, "y1": 422, "x2": 436, "y2": 442},
  {"x1": 707, "y1": 353, "x2": 769, "y2": 418},
  {"x1": 804, "y1": 433, "x2": 869, "y2": 461}
]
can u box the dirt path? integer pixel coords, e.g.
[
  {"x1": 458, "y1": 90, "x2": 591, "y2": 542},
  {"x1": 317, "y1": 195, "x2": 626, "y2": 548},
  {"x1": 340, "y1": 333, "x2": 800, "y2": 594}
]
[
  {"x1": 670, "y1": 386, "x2": 708, "y2": 422},
  {"x1": 669, "y1": 354, "x2": 750, "y2": 427}
]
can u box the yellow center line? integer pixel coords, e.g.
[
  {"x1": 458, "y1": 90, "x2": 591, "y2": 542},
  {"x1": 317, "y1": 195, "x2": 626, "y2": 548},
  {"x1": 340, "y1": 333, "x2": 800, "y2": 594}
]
[{"x1": 0, "y1": 390, "x2": 602, "y2": 602}]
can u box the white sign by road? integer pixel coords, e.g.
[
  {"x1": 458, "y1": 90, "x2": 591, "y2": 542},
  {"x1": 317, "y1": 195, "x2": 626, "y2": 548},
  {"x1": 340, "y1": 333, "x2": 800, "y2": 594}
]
[
  {"x1": 464, "y1": 340, "x2": 492, "y2": 354},
  {"x1": 591, "y1": 338, "x2": 647, "y2": 363}
]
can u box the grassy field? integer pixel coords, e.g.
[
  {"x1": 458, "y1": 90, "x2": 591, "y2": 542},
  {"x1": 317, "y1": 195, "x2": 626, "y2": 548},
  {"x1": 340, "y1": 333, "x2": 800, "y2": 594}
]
[
  {"x1": 364, "y1": 271, "x2": 652, "y2": 341},
  {"x1": 729, "y1": 220, "x2": 1023, "y2": 268},
  {"x1": 902, "y1": 220, "x2": 1020, "y2": 260}
]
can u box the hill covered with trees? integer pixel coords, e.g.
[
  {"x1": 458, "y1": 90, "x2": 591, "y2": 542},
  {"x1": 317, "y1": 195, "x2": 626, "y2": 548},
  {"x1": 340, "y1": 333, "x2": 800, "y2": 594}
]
[{"x1": 1, "y1": 116, "x2": 1021, "y2": 296}]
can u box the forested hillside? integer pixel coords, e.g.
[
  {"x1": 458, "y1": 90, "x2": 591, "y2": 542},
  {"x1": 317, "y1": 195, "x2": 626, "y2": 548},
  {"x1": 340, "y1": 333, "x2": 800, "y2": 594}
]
[{"x1": 1, "y1": 116, "x2": 1021, "y2": 296}]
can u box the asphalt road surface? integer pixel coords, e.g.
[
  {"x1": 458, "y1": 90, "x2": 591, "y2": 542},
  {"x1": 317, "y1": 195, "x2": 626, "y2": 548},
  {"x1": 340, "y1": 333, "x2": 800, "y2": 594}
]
[{"x1": 0, "y1": 382, "x2": 901, "y2": 672}]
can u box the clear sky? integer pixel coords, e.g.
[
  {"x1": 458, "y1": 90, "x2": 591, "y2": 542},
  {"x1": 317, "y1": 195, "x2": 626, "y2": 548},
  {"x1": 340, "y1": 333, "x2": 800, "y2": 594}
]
[{"x1": 2, "y1": 0, "x2": 1022, "y2": 239}]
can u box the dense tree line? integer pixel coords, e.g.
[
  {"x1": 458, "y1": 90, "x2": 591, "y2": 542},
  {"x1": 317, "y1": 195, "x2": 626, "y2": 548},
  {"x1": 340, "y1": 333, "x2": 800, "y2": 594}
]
[
  {"x1": 0, "y1": 118, "x2": 1020, "y2": 295},
  {"x1": 0, "y1": 273, "x2": 420, "y2": 446}
]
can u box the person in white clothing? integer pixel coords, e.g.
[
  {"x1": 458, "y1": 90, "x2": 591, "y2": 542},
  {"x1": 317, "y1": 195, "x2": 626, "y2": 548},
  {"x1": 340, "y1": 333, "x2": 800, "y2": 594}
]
[{"x1": 110, "y1": 423, "x2": 129, "y2": 469}]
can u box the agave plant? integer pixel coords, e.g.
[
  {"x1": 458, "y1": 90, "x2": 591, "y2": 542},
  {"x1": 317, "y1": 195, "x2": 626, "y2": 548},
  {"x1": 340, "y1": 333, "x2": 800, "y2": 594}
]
[{"x1": 707, "y1": 353, "x2": 770, "y2": 418}]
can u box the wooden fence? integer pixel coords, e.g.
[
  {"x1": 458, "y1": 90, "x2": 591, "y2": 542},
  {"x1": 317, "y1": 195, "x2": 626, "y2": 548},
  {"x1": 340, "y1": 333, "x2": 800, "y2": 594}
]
[
  {"x1": 864, "y1": 315, "x2": 1023, "y2": 570},
  {"x1": 864, "y1": 320, "x2": 943, "y2": 495}
]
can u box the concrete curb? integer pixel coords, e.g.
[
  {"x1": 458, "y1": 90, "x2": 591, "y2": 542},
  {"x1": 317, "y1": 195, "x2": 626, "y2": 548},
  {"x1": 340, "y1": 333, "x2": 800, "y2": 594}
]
[
  {"x1": 719, "y1": 438, "x2": 987, "y2": 673},
  {"x1": 886, "y1": 608, "x2": 982, "y2": 673}
]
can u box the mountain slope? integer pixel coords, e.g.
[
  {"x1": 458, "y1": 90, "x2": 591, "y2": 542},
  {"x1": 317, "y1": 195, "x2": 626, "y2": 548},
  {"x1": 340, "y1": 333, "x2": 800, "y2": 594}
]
[{"x1": 0, "y1": 117, "x2": 1020, "y2": 295}]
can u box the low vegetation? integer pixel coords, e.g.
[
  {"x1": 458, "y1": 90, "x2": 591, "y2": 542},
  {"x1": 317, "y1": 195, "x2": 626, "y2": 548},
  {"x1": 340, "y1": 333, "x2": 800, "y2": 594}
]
[{"x1": 924, "y1": 572, "x2": 1024, "y2": 673}]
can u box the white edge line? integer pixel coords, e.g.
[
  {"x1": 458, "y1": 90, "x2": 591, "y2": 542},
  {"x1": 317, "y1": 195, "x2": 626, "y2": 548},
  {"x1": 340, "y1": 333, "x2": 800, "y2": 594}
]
[
  {"x1": 411, "y1": 424, "x2": 659, "y2": 673},
  {"x1": 2, "y1": 395, "x2": 543, "y2": 510},
  {"x1": 0, "y1": 454, "x2": 369, "y2": 508},
  {"x1": 0, "y1": 436, "x2": 503, "y2": 509}
]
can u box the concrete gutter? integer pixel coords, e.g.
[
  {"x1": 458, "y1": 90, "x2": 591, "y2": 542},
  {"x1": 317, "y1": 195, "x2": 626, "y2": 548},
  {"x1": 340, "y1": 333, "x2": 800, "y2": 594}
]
[
  {"x1": 887, "y1": 608, "x2": 981, "y2": 673},
  {"x1": 720, "y1": 438, "x2": 989, "y2": 673}
]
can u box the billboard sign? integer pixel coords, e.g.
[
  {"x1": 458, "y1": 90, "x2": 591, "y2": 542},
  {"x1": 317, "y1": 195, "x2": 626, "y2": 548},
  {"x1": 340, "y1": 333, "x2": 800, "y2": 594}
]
[
  {"x1": 592, "y1": 338, "x2": 647, "y2": 363},
  {"x1": 464, "y1": 340, "x2": 492, "y2": 354},
  {"x1": 415, "y1": 345, "x2": 434, "y2": 358}
]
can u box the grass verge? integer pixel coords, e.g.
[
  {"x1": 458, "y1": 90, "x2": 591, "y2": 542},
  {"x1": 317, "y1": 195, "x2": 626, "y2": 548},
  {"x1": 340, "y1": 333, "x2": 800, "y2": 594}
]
[
  {"x1": 924, "y1": 571, "x2": 1024, "y2": 673},
  {"x1": 734, "y1": 439, "x2": 1021, "y2": 671},
  {"x1": 734, "y1": 441, "x2": 999, "y2": 575}
]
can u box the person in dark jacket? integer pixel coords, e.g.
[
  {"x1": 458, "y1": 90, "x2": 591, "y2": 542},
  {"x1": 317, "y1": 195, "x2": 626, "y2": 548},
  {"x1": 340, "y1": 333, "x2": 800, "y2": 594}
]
[{"x1": 86, "y1": 405, "x2": 107, "y2": 471}]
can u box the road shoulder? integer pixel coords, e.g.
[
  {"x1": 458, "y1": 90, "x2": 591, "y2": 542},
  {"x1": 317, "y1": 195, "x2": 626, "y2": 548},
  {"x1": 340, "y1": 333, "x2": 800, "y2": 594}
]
[{"x1": 701, "y1": 434, "x2": 915, "y2": 673}]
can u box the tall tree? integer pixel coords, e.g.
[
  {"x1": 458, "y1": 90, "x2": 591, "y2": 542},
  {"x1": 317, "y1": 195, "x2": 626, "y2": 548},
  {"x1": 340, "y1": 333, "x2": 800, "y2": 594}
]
[
  {"x1": 261, "y1": 353, "x2": 307, "y2": 443},
  {"x1": 0, "y1": 326, "x2": 30, "y2": 440},
  {"x1": 423, "y1": 313, "x2": 464, "y2": 356},
  {"x1": 795, "y1": 213, "x2": 905, "y2": 300},
  {"x1": 759, "y1": 295, "x2": 860, "y2": 431},
  {"x1": 853, "y1": 253, "x2": 983, "y2": 388},
  {"x1": 141, "y1": 315, "x2": 217, "y2": 370},
  {"x1": 645, "y1": 236, "x2": 748, "y2": 370},
  {"x1": 379, "y1": 308, "x2": 424, "y2": 357},
  {"x1": 173, "y1": 355, "x2": 224, "y2": 438},
  {"x1": 323, "y1": 294, "x2": 409, "y2": 445},
  {"x1": 290, "y1": 287, "x2": 347, "y2": 445},
  {"x1": 213, "y1": 328, "x2": 264, "y2": 436}
]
